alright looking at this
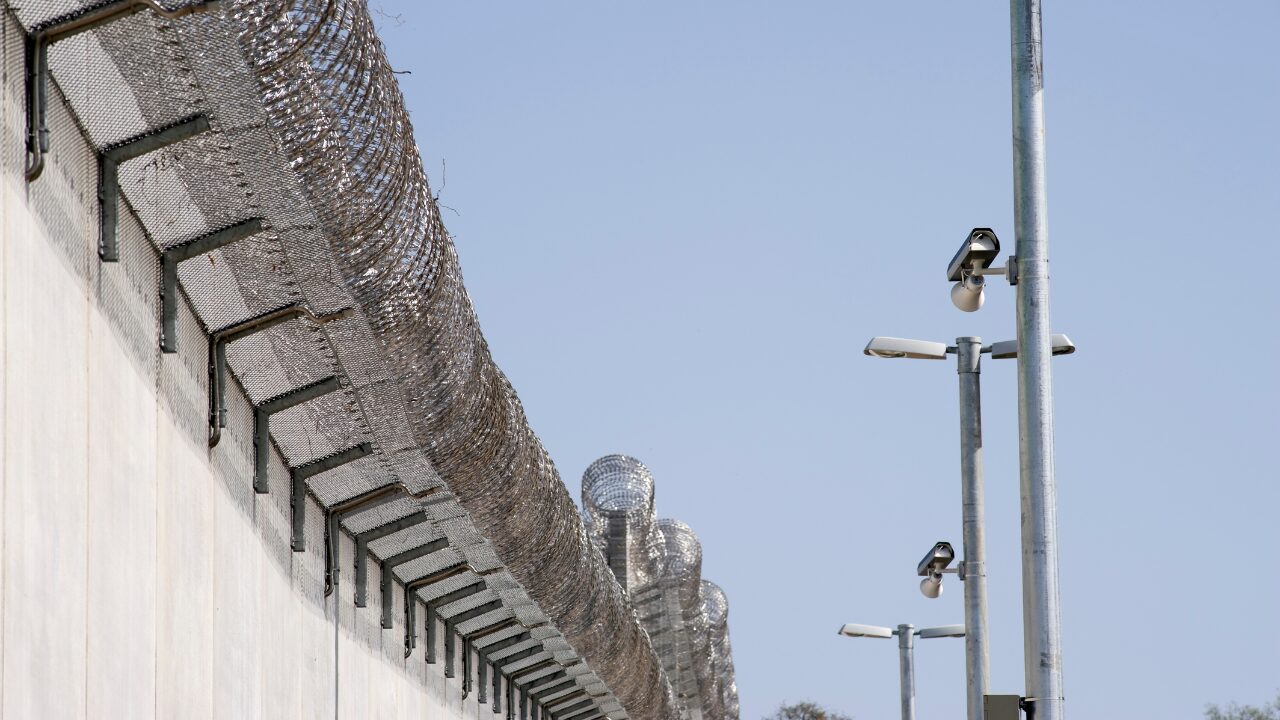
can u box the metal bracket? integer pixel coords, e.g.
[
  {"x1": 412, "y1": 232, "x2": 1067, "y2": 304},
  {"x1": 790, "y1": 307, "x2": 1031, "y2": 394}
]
[
  {"x1": 493, "y1": 663, "x2": 502, "y2": 715},
  {"x1": 161, "y1": 218, "x2": 263, "y2": 354},
  {"x1": 403, "y1": 561, "x2": 471, "y2": 656},
  {"x1": 324, "y1": 482, "x2": 444, "y2": 597},
  {"x1": 23, "y1": 0, "x2": 220, "y2": 183},
  {"x1": 289, "y1": 442, "x2": 372, "y2": 552},
  {"x1": 463, "y1": 636, "x2": 474, "y2": 698},
  {"x1": 379, "y1": 537, "x2": 450, "y2": 629},
  {"x1": 551, "y1": 698, "x2": 593, "y2": 719},
  {"x1": 253, "y1": 376, "x2": 340, "y2": 493},
  {"x1": 102, "y1": 115, "x2": 212, "y2": 260},
  {"x1": 475, "y1": 647, "x2": 486, "y2": 703},
  {"x1": 207, "y1": 302, "x2": 350, "y2": 447},
  {"x1": 511, "y1": 659, "x2": 560, "y2": 685},
  {"x1": 354, "y1": 510, "x2": 430, "y2": 608},
  {"x1": 565, "y1": 713, "x2": 603, "y2": 720},
  {"x1": 478, "y1": 631, "x2": 532, "y2": 659},
  {"x1": 444, "y1": 622, "x2": 457, "y2": 678}
]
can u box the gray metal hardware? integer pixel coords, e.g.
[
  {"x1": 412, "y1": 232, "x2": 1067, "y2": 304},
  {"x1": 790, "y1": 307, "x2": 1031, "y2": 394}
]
[
  {"x1": 530, "y1": 679, "x2": 577, "y2": 703},
  {"x1": 403, "y1": 561, "x2": 471, "y2": 656},
  {"x1": 355, "y1": 511, "x2": 430, "y2": 608},
  {"x1": 101, "y1": 115, "x2": 212, "y2": 260},
  {"x1": 444, "y1": 622, "x2": 456, "y2": 678},
  {"x1": 549, "y1": 698, "x2": 592, "y2": 717},
  {"x1": 161, "y1": 218, "x2": 263, "y2": 354},
  {"x1": 479, "y1": 632, "x2": 531, "y2": 658},
  {"x1": 207, "y1": 303, "x2": 350, "y2": 446},
  {"x1": 443, "y1": 600, "x2": 502, "y2": 626},
  {"x1": 493, "y1": 666, "x2": 502, "y2": 714},
  {"x1": 23, "y1": 0, "x2": 220, "y2": 183},
  {"x1": 476, "y1": 651, "x2": 487, "y2": 703},
  {"x1": 495, "y1": 646, "x2": 542, "y2": 670},
  {"x1": 324, "y1": 483, "x2": 443, "y2": 597},
  {"x1": 519, "y1": 687, "x2": 528, "y2": 720},
  {"x1": 379, "y1": 538, "x2": 450, "y2": 629},
  {"x1": 289, "y1": 443, "x2": 372, "y2": 552},
  {"x1": 253, "y1": 376, "x2": 339, "y2": 493},
  {"x1": 467, "y1": 617, "x2": 521, "y2": 642},
  {"x1": 509, "y1": 659, "x2": 558, "y2": 683},
  {"x1": 563, "y1": 712, "x2": 602, "y2": 720},
  {"x1": 463, "y1": 636, "x2": 473, "y2": 698},
  {"x1": 984, "y1": 695, "x2": 1023, "y2": 720}
]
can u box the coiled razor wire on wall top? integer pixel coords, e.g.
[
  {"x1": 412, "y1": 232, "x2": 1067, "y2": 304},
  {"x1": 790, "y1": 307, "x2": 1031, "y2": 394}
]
[
  {"x1": 6, "y1": 0, "x2": 682, "y2": 717},
  {"x1": 583, "y1": 455, "x2": 742, "y2": 720}
]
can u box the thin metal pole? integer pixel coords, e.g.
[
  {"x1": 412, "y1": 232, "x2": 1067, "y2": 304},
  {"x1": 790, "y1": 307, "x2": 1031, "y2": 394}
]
[
  {"x1": 1010, "y1": 1, "x2": 1064, "y2": 718},
  {"x1": 956, "y1": 337, "x2": 991, "y2": 720},
  {"x1": 896, "y1": 624, "x2": 916, "y2": 720}
]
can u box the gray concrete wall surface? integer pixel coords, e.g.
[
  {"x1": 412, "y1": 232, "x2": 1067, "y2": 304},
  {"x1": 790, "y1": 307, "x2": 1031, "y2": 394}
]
[{"x1": 0, "y1": 13, "x2": 491, "y2": 720}]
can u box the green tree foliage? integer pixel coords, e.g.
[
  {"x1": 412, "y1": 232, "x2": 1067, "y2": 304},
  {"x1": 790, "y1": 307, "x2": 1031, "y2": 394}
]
[
  {"x1": 1205, "y1": 694, "x2": 1280, "y2": 720},
  {"x1": 764, "y1": 701, "x2": 853, "y2": 720}
]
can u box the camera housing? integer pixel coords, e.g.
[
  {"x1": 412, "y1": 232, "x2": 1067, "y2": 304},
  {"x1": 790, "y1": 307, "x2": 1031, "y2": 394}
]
[
  {"x1": 946, "y1": 228, "x2": 1001, "y2": 282},
  {"x1": 917, "y1": 541, "x2": 956, "y2": 577}
]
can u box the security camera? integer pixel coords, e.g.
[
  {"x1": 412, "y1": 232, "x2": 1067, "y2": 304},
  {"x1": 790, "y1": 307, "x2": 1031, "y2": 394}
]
[
  {"x1": 917, "y1": 541, "x2": 955, "y2": 599},
  {"x1": 917, "y1": 541, "x2": 956, "y2": 576},
  {"x1": 946, "y1": 228, "x2": 1007, "y2": 312}
]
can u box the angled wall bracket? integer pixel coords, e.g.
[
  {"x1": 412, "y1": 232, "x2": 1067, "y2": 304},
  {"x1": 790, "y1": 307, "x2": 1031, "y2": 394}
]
[
  {"x1": 101, "y1": 115, "x2": 212, "y2": 260},
  {"x1": 324, "y1": 482, "x2": 443, "y2": 597},
  {"x1": 354, "y1": 510, "x2": 430, "y2": 608},
  {"x1": 161, "y1": 218, "x2": 263, "y2": 354},
  {"x1": 161, "y1": 219, "x2": 263, "y2": 353},
  {"x1": 23, "y1": 0, "x2": 220, "y2": 183},
  {"x1": 207, "y1": 302, "x2": 350, "y2": 447},
  {"x1": 403, "y1": 565, "x2": 481, "y2": 657},
  {"x1": 253, "y1": 376, "x2": 340, "y2": 493},
  {"x1": 289, "y1": 442, "x2": 372, "y2": 552},
  {"x1": 379, "y1": 537, "x2": 450, "y2": 630}
]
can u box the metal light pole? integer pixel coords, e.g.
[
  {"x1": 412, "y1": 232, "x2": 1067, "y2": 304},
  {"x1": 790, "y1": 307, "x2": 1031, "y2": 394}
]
[
  {"x1": 1010, "y1": 1, "x2": 1065, "y2": 717},
  {"x1": 839, "y1": 623, "x2": 965, "y2": 720},
  {"x1": 955, "y1": 337, "x2": 990, "y2": 720},
  {"x1": 897, "y1": 624, "x2": 917, "y2": 720},
  {"x1": 864, "y1": 333, "x2": 1074, "y2": 720}
]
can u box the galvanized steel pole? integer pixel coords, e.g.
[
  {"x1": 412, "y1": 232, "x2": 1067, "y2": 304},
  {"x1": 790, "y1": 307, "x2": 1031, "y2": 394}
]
[
  {"x1": 1010, "y1": 1, "x2": 1065, "y2": 718},
  {"x1": 956, "y1": 337, "x2": 991, "y2": 720},
  {"x1": 897, "y1": 624, "x2": 917, "y2": 720}
]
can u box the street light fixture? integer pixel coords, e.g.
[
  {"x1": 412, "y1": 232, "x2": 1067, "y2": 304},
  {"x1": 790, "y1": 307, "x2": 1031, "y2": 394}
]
[
  {"x1": 863, "y1": 331, "x2": 1075, "y2": 720},
  {"x1": 838, "y1": 622, "x2": 965, "y2": 720}
]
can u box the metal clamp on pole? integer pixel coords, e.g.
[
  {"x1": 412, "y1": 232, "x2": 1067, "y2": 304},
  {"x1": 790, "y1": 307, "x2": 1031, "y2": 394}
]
[
  {"x1": 23, "y1": 0, "x2": 221, "y2": 183},
  {"x1": 100, "y1": 115, "x2": 212, "y2": 260},
  {"x1": 289, "y1": 442, "x2": 372, "y2": 552},
  {"x1": 379, "y1": 538, "x2": 450, "y2": 630},
  {"x1": 253, "y1": 376, "x2": 340, "y2": 493},
  {"x1": 207, "y1": 303, "x2": 351, "y2": 447},
  {"x1": 161, "y1": 218, "x2": 264, "y2": 354},
  {"x1": 324, "y1": 482, "x2": 444, "y2": 597}
]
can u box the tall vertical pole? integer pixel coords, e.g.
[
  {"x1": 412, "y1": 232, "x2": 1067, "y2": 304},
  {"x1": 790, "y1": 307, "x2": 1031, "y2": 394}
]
[
  {"x1": 956, "y1": 337, "x2": 991, "y2": 720},
  {"x1": 896, "y1": 624, "x2": 917, "y2": 720},
  {"x1": 1010, "y1": 1, "x2": 1065, "y2": 718}
]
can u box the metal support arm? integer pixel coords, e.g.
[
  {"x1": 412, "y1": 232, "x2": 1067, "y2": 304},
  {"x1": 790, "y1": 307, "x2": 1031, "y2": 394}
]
[
  {"x1": 289, "y1": 442, "x2": 372, "y2": 552},
  {"x1": 207, "y1": 303, "x2": 350, "y2": 447},
  {"x1": 24, "y1": 0, "x2": 220, "y2": 183},
  {"x1": 254, "y1": 376, "x2": 340, "y2": 493},
  {"x1": 161, "y1": 218, "x2": 263, "y2": 354},
  {"x1": 324, "y1": 483, "x2": 443, "y2": 597}
]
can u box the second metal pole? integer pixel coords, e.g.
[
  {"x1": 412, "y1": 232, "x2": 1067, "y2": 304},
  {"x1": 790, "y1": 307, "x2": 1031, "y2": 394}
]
[
  {"x1": 957, "y1": 338, "x2": 991, "y2": 720},
  {"x1": 897, "y1": 624, "x2": 916, "y2": 720},
  {"x1": 1010, "y1": 0, "x2": 1065, "y2": 717}
]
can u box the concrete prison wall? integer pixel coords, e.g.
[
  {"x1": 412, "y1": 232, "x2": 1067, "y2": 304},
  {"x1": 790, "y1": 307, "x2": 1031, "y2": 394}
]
[{"x1": 0, "y1": 11, "x2": 483, "y2": 719}]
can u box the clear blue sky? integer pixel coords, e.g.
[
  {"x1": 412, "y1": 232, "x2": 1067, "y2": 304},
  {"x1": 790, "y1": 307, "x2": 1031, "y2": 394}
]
[{"x1": 373, "y1": 3, "x2": 1279, "y2": 718}]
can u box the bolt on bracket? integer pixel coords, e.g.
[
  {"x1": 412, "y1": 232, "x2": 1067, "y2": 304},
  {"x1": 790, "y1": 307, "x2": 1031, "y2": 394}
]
[
  {"x1": 23, "y1": 0, "x2": 221, "y2": 183},
  {"x1": 289, "y1": 442, "x2": 372, "y2": 552},
  {"x1": 253, "y1": 376, "x2": 340, "y2": 493},
  {"x1": 207, "y1": 302, "x2": 351, "y2": 447}
]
